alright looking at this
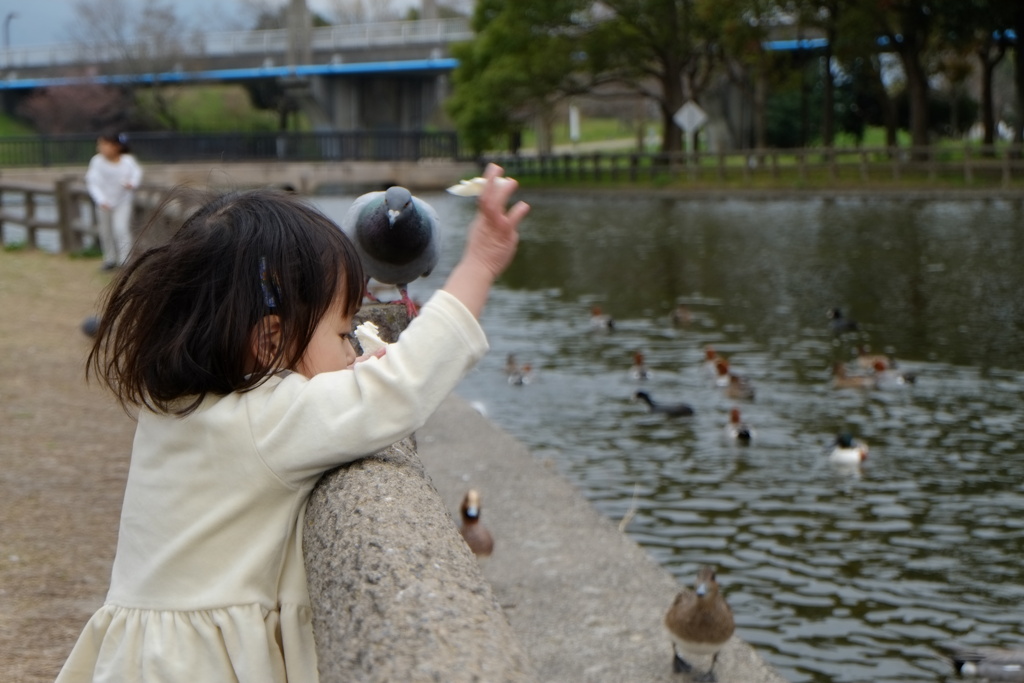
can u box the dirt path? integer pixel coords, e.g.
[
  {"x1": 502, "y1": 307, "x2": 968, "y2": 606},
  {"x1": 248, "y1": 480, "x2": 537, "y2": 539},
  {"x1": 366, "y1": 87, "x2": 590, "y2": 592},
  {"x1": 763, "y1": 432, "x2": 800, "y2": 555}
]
[{"x1": 0, "y1": 250, "x2": 135, "y2": 681}]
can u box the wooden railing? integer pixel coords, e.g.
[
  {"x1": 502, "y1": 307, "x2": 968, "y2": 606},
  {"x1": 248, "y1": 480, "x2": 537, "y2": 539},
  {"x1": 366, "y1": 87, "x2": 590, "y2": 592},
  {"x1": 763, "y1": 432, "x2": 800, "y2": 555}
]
[
  {"x1": 486, "y1": 144, "x2": 1024, "y2": 190},
  {"x1": 0, "y1": 178, "x2": 168, "y2": 253},
  {"x1": 0, "y1": 179, "x2": 92, "y2": 252}
]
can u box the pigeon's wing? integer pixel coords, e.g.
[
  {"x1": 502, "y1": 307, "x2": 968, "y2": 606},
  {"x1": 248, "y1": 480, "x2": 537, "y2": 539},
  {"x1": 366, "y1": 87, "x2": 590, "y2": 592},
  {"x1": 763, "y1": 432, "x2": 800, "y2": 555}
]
[
  {"x1": 340, "y1": 191, "x2": 384, "y2": 240},
  {"x1": 411, "y1": 195, "x2": 442, "y2": 276}
]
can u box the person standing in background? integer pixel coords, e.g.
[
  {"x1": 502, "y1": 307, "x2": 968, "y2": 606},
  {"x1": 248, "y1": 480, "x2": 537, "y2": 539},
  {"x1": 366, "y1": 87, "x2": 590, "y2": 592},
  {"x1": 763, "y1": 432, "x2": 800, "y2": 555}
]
[{"x1": 86, "y1": 131, "x2": 143, "y2": 270}]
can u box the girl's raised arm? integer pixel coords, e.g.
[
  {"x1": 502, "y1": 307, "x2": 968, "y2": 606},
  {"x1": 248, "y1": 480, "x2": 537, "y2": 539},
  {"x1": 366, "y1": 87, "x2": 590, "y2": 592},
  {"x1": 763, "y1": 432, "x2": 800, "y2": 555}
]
[{"x1": 441, "y1": 163, "x2": 529, "y2": 319}]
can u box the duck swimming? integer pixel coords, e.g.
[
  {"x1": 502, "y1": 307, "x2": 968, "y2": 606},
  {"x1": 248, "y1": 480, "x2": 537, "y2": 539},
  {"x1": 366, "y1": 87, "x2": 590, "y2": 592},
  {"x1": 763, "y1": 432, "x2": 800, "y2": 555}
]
[
  {"x1": 855, "y1": 345, "x2": 893, "y2": 370},
  {"x1": 714, "y1": 359, "x2": 755, "y2": 401},
  {"x1": 664, "y1": 564, "x2": 735, "y2": 682},
  {"x1": 702, "y1": 346, "x2": 723, "y2": 382},
  {"x1": 871, "y1": 360, "x2": 916, "y2": 388},
  {"x1": 633, "y1": 391, "x2": 695, "y2": 417},
  {"x1": 508, "y1": 363, "x2": 534, "y2": 386},
  {"x1": 630, "y1": 351, "x2": 651, "y2": 381},
  {"x1": 589, "y1": 306, "x2": 615, "y2": 331},
  {"x1": 829, "y1": 433, "x2": 869, "y2": 465},
  {"x1": 670, "y1": 304, "x2": 692, "y2": 327},
  {"x1": 943, "y1": 645, "x2": 1024, "y2": 681},
  {"x1": 827, "y1": 307, "x2": 859, "y2": 335},
  {"x1": 831, "y1": 362, "x2": 876, "y2": 390},
  {"x1": 725, "y1": 407, "x2": 753, "y2": 444}
]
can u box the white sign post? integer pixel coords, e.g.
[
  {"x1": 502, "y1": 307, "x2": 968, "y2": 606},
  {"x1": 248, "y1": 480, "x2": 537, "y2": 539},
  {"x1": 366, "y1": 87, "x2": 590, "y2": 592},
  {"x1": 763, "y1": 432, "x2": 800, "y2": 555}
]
[
  {"x1": 568, "y1": 104, "x2": 581, "y2": 148},
  {"x1": 673, "y1": 101, "x2": 708, "y2": 158}
]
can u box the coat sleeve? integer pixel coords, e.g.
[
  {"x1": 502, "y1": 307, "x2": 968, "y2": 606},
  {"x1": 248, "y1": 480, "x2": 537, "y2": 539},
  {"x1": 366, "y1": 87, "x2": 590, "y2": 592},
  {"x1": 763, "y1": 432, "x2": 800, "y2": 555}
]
[
  {"x1": 84, "y1": 156, "x2": 107, "y2": 205},
  {"x1": 126, "y1": 155, "x2": 143, "y2": 188},
  {"x1": 249, "y1": 289, "x2": 489, "y2": 485}
]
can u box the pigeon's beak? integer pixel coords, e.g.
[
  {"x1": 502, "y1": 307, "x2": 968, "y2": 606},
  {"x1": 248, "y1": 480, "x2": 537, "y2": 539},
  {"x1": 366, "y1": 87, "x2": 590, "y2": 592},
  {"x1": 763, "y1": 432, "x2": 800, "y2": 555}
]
[
  {"x1": 696, "y1": 582, "x2": 708, "y2": 597},
  {"x1": 465, "y1": 506, "x2": 480, "y2": 519},
  {"x1": 387, "y1": 208, "x2": 401, "y2": 224}
]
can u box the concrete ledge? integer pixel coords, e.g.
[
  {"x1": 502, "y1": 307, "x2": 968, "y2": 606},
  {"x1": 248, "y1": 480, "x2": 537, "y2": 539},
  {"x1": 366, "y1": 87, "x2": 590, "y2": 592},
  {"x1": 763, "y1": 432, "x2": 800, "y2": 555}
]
[
  {"x1": 303, "y1": 304, "x2": 536, "y2": 682},
  {"x1": 304, "y1": 437, "x2": 536, "y2": 682},
  {"x1": 418, "y1": 397, "x2": 788, "y2": 683},
  {"x1": 0, "y1": 160, "x2": 479, "y2": 195}
]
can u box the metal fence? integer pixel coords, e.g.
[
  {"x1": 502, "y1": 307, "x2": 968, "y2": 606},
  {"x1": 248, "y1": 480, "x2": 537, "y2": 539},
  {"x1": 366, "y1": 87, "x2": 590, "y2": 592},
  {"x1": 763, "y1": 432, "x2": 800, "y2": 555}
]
[
  {"x1": 486, "y1": 145, "x2": 1024, "y2": 190},
  {"x1": 0, "y1": 130, "x2": 464, "y2": 167}
]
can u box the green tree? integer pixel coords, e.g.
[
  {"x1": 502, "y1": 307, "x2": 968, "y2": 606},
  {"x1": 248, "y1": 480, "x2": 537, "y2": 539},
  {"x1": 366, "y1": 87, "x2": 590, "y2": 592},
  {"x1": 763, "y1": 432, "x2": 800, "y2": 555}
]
[
  {"x1": 1007, "y1": 2, "x2": 1024, "y2": 145},
  {"x1": 698, "y1": 0, "x2": 784, "y2": 149},
  {"x1": 819, "y1": 0, "x2": 900, "y2": 146},
  {"x1": 867, "y1": 0, "x2": 966, "y2": 153},
  {"x1": 583, "y1": 1, "x2": 717, "y2": 153},
  {"x1": 448, "y1": 0, "x2": 724, "y2": 155},
  {"x1": 944, "y1": 0, "x2": 1017, "y2": 148},
  {"x1": 446, "y1": 0, "x2": 590, "y2": 154}
]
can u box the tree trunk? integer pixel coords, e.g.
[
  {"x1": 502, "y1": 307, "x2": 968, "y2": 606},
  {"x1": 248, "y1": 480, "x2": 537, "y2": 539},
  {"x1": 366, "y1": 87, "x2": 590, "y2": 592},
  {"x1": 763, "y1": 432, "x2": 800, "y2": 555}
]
[
  {"x1": 978, "y1": 47, "x2": 1000, "y2": 153},
  {"x1": 753, "y1": 69, "x2": 767, "y2": 149},
  {"x1": 662, "y1": 105, "x2": 682, "y2": 154},
  {"x1": 822, "y1": 41, "x2": 835, "y2": 147},
  {"x1": 899, "y1": 49, "x2": 931, "y2": 157},
  {"x1": 1011, "y1": 6, "x2": 1024, "y2": 148},
  {"x1": 536, "y1": 108, "x2": 555, "y2": 156},
  {"x1": 871, "y1": 56, "x2": 898, "y2": 149},
  {"x1": 661, "y1": 71, "x2": 684, "y2": 154}
]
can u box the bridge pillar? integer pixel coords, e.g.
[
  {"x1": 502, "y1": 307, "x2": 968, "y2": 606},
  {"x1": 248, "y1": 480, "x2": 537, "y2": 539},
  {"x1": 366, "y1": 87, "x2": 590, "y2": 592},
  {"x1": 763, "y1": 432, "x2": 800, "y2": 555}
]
[{"x1": 309, "y1": 73, "x2": 452, "y2": 131}]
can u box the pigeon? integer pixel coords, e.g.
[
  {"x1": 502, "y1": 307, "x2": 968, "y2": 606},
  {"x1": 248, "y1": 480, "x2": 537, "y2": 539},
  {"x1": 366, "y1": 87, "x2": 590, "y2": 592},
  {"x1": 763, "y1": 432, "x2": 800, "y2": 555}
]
[
  {"x1": 664, "y1": 565, "x2": 735, "y2": 681},
  {"x1": 341, "y1": 185, "x2": 440, "y2": 318},
  {"x1": 459, "y1": 489, "x2": 494, "y2": 559},
  {"x1": 633, "y1": 391, "x2": 694, "y2": 417},
  {"x1": 81, "y1": 315, "x2": 101, "y2": 338}
]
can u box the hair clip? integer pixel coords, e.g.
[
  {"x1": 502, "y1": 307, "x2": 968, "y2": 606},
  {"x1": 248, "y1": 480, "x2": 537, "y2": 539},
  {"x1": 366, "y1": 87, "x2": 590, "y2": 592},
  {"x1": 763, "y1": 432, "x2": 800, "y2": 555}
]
[
  {"x1": 259, "y1": 256, "x2": 279, "y2": 309},
  {"x1": 117, "y1": 132, "x2": 128, "y2": 145}
]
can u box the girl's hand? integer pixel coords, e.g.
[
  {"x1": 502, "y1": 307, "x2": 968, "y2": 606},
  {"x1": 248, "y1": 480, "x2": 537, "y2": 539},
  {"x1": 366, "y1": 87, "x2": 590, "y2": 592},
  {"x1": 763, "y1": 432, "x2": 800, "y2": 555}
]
[
  {"x1": 441, "y1": 164, "x2": 529, "y2": 318},
  {"x1": 348, "y1": 346, "x2": 386, "y2": 368},
  {"x1": 463, "y1": 163, "x2": 529, "y2": 279}
]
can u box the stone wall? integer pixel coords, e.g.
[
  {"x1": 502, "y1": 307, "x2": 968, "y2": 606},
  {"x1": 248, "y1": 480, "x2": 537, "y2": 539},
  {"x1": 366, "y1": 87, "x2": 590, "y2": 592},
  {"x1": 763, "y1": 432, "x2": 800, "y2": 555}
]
[{"x1": 301, "y1": 304, "x2": 536, "y2": 682}]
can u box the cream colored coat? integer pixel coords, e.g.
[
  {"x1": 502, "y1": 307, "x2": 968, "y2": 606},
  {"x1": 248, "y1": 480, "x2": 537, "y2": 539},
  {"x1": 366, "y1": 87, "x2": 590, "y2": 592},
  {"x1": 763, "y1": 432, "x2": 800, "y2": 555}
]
[{"x1": 56, "y1": 291, "x2": 488, "y2": 682}]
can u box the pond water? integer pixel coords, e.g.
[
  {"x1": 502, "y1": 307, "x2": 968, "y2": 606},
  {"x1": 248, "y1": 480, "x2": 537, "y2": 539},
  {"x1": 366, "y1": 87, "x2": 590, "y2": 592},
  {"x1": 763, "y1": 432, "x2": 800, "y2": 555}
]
[
  {"x1": 324, "y1": 187, "x2": 1024, "y2": 683},
  {"x1": 41, "y1": 187, "x2": 1016, "y2": 683}
]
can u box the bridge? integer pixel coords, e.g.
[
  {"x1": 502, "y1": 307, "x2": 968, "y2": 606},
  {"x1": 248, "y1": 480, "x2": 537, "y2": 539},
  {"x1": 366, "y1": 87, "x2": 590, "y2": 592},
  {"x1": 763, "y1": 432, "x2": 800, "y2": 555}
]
[{"x1": 0, "y1": 17, "x2": 474, "y2": 131}]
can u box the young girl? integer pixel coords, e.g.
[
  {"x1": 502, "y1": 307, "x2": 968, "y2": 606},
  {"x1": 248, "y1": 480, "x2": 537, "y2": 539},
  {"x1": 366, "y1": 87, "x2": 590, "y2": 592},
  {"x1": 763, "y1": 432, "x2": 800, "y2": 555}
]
[
  {"x1": 85, "y1": 131, "x2": 143, "y2": 270},
  {"x1": 57, "y1": 164, "x2": 528, "y2": 682}
]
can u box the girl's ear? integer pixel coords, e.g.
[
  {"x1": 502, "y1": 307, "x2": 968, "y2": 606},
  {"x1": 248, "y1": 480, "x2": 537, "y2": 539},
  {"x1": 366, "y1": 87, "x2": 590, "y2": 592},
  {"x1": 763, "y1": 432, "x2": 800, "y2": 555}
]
[{"x1": 249, "y1": 315, "x2": 283, "y2": 367}]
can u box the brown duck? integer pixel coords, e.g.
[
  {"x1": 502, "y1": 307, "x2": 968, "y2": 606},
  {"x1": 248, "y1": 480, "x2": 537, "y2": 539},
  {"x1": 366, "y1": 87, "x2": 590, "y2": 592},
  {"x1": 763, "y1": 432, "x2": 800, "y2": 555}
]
[
  {"x1": 664, "y1": 565, "x2": 735, "y2": 681},
  {"x1": 459, "y1": 489, "x2": 494, "y2": 558}
]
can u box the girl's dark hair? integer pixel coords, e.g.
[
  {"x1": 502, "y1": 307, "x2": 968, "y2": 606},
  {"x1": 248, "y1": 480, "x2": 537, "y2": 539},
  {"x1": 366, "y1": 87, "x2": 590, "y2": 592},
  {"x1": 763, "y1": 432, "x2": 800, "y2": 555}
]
[
  {"x1": 87, "y1": 187, "x2": 365, "y2": 416},
  {"x1": 99, "y1": 129, "x2": 131, "y2": 154}
]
